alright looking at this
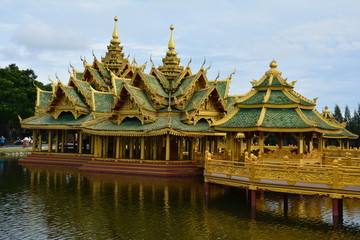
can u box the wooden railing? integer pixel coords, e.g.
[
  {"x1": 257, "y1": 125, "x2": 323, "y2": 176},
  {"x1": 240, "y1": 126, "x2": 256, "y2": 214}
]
[{"x1": 205, "y1": 158, "x2": 360, "y2": 195}]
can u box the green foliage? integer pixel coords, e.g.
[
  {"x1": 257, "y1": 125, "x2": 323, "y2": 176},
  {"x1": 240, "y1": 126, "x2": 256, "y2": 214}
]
[
  {"x1": 333, "y1": 104, "x2": 343, "y2": 123},
  {"x1": 0, "y1": 64, "x2": 51, "y2": 140}
]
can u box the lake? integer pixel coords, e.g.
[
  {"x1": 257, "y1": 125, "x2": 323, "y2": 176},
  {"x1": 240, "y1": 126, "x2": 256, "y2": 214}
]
[{"x1": 1, "y1": 156, "x2": 360, "y2": 239}]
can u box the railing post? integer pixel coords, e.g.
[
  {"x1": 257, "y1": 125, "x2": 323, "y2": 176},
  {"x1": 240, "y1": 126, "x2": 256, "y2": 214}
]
[{"x1": 332, "y1": 158, "x2": 343, "y2": 189}]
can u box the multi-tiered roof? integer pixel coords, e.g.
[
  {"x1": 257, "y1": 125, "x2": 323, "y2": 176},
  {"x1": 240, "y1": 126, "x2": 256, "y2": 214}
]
[
  {"x1": 213, "y1": 60, "x2": 351, "y2": 135},
  {"x1": 21, "y1": 17, "x2": 232, "y2": 137}
]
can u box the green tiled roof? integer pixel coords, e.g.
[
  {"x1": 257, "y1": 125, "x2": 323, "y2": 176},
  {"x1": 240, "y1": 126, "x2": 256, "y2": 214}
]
[
  {"x1": 85, "y1": 115, "x2": 212, "y2": 132},
  {"x1": 173, "y1": 76, "x2": 196, "y2": 97},
  {"x1": 75, "y1": 72, "x2": 83, "y2": 80},
  {"x1": 267, "y1": 90, "x2": 296, "y2": 105},
  {"x1": 324, "y1": 128, "x2": 358, "y2": 138},
  {"x1": 288, "y1": 91, "x2": 315, "y2": 106},
  {"x1": 89, "y1": 68, "x2": 109, "y2": 88},
  {"x1": 62, "y1": 87, "x2": 88, "y2": 108},
  {"x1": 23, "y1": 113, "x2": 93, "y2": 126},
  {"x1": 114, "y1": 79, "x2": 123, "y2": 95},
  {"x1": 75, "y1": 81, "x2": 92, "y2": 99},
  {"x1": 217, "y1": 108, "x2": 261, "y2": 128},
  {"x1": 127, "y1": 86, "x2": 156, "y2": 111},
  {"x1": 216, "y1": 81, "x2": 228, "y2": 99},
  {"x1": 301, "y1": 110, "x2": 339, "y2": 130},
  {"x1": 240, "y1": 91, "x2": 266, "y2": 105},
  {"x1": 183, "y1": 88, "x2": 210, "y2": 111},
  {"x1": 261, "y1": 108, "x2": 308, "y2": 128},
  {"x1": 97, "y1": 61, "x2": 111, "y2": 79},
  {"x1": 257, "y1": 76, "x2": 290, "y2": 88},
  {"x1": 38, "y1": 91, "x2": 52, "y2": 109},
  {"x1": 93, "y1": 92, "x2": 114, "y2": 113},
  {"x1": 143, "y1": 75, "x2": 168, "y2": 97}
]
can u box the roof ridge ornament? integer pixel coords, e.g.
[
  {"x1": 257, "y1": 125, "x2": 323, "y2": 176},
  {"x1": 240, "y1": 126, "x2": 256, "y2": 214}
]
[{"x1": 265, "y1": 60, "x2": 282, "y2": 76}]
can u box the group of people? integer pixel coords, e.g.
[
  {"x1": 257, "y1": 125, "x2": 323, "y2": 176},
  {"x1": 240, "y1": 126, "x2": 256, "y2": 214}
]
[{"x1": 0, "y1": 136, "x2": 32, "y2": 148}]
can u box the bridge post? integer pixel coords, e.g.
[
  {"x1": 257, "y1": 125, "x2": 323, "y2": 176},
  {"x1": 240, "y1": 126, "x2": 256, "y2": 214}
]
[
  {"x1": 332, "y1": 198, "x2": 343, "y2": 228},
  {"x1": 205, "y1": 182, "x2": 210, "y2": 205},
  {"x1": 283, "y1": 193, "x2": 289, "y2": 215},
  {"x1": 250, "y1": 189, "x2": 256, "y2": 218}
]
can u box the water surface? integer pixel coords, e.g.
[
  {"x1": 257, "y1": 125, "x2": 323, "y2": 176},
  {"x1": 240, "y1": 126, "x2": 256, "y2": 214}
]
[{"x1": 1, "y1": 157, "x2": 360, "y2": 239}]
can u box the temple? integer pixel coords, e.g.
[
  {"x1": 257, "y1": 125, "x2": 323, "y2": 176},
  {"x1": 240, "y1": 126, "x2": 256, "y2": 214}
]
[{"x1": 20, "y1": 17, "x2": 357, "y2": 176}]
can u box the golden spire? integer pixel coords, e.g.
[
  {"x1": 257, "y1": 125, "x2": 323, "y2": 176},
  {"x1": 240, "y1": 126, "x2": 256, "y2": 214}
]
[
  {"x1": 158, "y1": 24, "x2": 184, "y2": 82},
  {"x1": 110, "y1": 16, "x2": 120, "y2": 45},
  {"x1": 265, "y1": 60, "x2": 281, "y2": 76},
  {"x1": 168, "y1": 24, "x2": 175, "y2": 54}
]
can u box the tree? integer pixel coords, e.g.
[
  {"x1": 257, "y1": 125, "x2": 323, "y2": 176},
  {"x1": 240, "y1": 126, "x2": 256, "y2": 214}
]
[
  {"x1": 344, "y1": 105, "x2": 351, "y2": 123},
  {"x1": 0, "y1": 64, "x2": 51, "y2": 140},
  {"x1": 333, "y1": 104, "x2": 343, "y2": 123}
]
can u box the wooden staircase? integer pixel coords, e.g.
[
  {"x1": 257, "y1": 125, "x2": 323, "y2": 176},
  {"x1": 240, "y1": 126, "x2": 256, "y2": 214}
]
[
  {"x1": 19, "y1": 152, "x2": 92, "y2": 166},
  {"x1": 79, "y1": 160, "x2": 203, "y2": 177},
  {"x1": 19, "y1": 152, "x2": 203, "y2": 177}
]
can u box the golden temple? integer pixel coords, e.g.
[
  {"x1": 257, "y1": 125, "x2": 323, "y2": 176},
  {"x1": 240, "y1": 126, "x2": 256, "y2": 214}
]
[{"x1": 20, "y1": 17, "x2": 357, "y2": 176}]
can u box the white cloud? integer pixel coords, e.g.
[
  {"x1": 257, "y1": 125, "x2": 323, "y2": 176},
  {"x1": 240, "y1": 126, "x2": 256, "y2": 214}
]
[{"x1": 12, "y1": 19, "x2": 86, "y2": 51}]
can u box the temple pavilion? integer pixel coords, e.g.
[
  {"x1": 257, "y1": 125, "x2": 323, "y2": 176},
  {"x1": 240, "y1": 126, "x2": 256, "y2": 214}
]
[{"x1": 20, "y1": 17, "x2": 357, "y2": 175}]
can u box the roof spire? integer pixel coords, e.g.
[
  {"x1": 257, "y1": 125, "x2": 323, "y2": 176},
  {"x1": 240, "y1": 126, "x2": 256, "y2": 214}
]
[
  {"x1": 110, "y1": 16, "x2": 120, "y2": 46},
  {"x1": 158, "y1": 24, "x2": 184, "y2": 82},
  {"x1": 168, "y1": 24, "x2": 175, "y2": 54},
  {"x1": 265, "y1": 59, "x2": 281, "y2": 76}
]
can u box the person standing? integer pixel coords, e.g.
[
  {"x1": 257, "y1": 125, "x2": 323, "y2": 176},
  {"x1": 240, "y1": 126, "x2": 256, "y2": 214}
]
[{"x1": 0, "y1": 136, "x2": 5, "y2": 147}]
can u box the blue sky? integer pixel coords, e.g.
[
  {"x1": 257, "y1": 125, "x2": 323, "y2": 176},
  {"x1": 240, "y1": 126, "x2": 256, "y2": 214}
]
[{"x1": 1, "y1": 0, "x2": 360, "y2": 115}]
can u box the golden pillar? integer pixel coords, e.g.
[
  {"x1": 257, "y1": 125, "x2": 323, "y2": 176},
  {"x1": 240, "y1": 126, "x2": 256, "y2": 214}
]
[
  {"x1": 179, "y1": 137, "x2": 184, "y2": 160},
  {"x1": 115, "y1": 136, "x2": 120, "y2": 159},
  {"x1": 55, "y1": 130, "x2": 59, "y2": 153},
  {"x1": 32, "y1": 129, "x2": 37, "y2": 151},
  {"x1": 296, "y1": 133, "x2": 305, "y2": 154},
  {"x1": 140, "y1": 137, "x2": 145, "y2": 160},
  {"x1": 166, "y1": 134, "x2": 170, "y2": 161},
  {"x1": 48, "y1": 130, "x2": 52, "y2": 153},
  {"x1": 61, "y1": 130, "x2": 65, "y2": 153},
  {"x1": 78, "y1": 132, "x2": 83, "y2": 154},
  {"x1": 129, "y1": 137, "x2": 134, "y2": 159},
  {"x1": 38, "y1": 130, "x2": 42, "y2": 152}
]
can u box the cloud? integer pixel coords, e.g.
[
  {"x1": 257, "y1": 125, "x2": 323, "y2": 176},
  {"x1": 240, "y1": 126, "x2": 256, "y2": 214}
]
[{"x1": 12, "y1": 19, "x2": 86, "y2": 51}]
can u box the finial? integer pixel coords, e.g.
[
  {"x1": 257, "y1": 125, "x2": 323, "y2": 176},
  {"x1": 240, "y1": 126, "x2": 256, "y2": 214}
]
[
  {"x1": 150, "y1": 55, "x2": 155, "y2": 67},
  {"x1": 323, "y1": 106, "x2": 331, "y2": 115},
  {"x1": 168, "y1": 24, "x2": 175, "y2": 53},
  {"x1": 111, "y1": 16, "x2": 120, "y2": 45},
  {"x1": 265, "y1": 60, "x2": 281, "y2": 76},
  {"x1": 214, "y1": 70, "x2": 220, "y2": 81},
  {"x1": 205, "y1": 63, "x2": 212, "y2": 74},
  {"x1": 186, "y1": 57, "x2": 192, "y2": 68},
  {"x1": 201, "y1": 57, "x2": 206, "y2": 70},
  {"x1": 270, "y1": 60, "x2": 277, "y2": 68}
]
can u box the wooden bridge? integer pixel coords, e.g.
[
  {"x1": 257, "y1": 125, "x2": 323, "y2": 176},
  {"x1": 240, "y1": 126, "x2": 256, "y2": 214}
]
[{"x1": 204, "y1": 149, "x2": 360, "y2": 225}]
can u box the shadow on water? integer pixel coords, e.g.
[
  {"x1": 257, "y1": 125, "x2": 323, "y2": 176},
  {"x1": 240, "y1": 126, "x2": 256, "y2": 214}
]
[{"x1": 1, "y1": 157, "x2": 360, "y2": 239}]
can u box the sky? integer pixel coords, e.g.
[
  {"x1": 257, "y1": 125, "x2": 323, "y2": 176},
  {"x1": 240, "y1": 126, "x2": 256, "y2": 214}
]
[{"x1": 1, "y1": 0, "x2": 360, "y2": 115}]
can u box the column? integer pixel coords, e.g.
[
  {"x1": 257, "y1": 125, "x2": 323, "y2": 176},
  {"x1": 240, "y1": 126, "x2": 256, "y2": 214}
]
[
  {"x1": 250, "y1": 189, "x2": 256, "y2": 219},
  {"x1": 317, "y1": 133, "x2": 324, "y2": 152},
  {"x1": 38, "y1": 130, "x2": 42, "y2": 152},
  {"x1": 32, "y1": 130, "x2": 37, "y2": 151},
  {"x1": 257, "y1": 132, "x2": 267, "y2": 154},
  {"x1": 332, "y1": 198, "x2": 343, "y2": 227},
  {"x1": 61, "y1": 130, "x2": 65, "y2": 153},
  {"x1": 296, "y1": 133, "x2": 304, "y2": 154},
  {"x1": 129, "y1": 137, "x2": 134, "y2": 159},
  {"x1": 55, "y1": 130, "x2": 59, "y2": 153},
  {"x1": 115, "y1": 137, "x2": 120, "y2": 159},
  {"x1": 152, "y1": 137, "x2": 157, "y2": 160},
  {"x1": 166, "y1": 134, "x2": 170, "y2": 161},
  {"x1": 140, "y1": 137, "x2": 145, "y2": 160},
  {"x1": 48, "y1": 130, "x2": 52, "y2": 153},
  {"x1": 179, "y1": 137, "x2": 184, "y2": 160},
  {"x1": 78, "y1": 132, "x2": 83, "y2": 154}
]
